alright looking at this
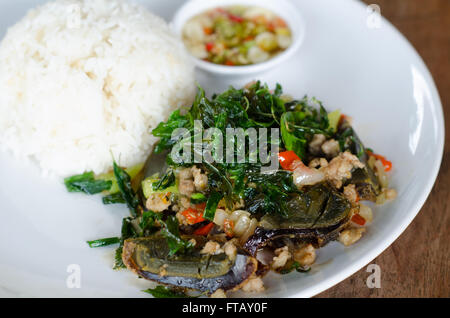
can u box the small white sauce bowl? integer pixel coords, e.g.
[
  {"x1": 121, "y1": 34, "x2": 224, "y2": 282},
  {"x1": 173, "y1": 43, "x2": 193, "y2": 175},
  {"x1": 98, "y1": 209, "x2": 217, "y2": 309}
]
[{"x1": 172, "y1": 0, "x2": 305, "y2": 77}]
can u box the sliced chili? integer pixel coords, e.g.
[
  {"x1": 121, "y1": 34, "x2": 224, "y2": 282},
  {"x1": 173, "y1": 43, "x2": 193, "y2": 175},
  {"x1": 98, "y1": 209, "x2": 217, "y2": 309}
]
[
  {"x1": 194, "y1": 222, "x2": 214, "y2": 236},
  {"x1": 228, "y1": 13, "x2": 244, "y2": 23},
  {"x1": 181, "y1": 207, "x2": 205, "y2": 225},
  {"x1": 278, "y1": 150, "x2": 301, "y2": 171},
  {"x1": 195, "y1": 202, "x2": 207, "y2": 210},
  {"x1": 351, "y1": 214, "x2": 366, "y2": 226},
  {"x1": 205, "y1": 42, "x2": 215, "y2": 52},
  {"x1": 368, "y1": 151, "x2": 393, "y2": 172}
]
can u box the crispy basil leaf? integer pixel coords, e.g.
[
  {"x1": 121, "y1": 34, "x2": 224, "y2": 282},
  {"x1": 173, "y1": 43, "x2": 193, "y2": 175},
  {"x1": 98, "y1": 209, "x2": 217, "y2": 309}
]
[
  {"x1": 87, "y1": 237, "x2": 120, "y2": 248},
  {"x1": 203, "y1": 191, "x2": 223, "y2": 221},
  {"x1": 102, "y1": 192, "x2": 126, "y2": 205},
  {"x1": 113, "y1": 217, "x2": 139, "y2": 270},
  {"x1": 64, "y1": 172, "x2": 112, "y2": 194},
  {"x1": 143, "y1": 286, "x2": 192, "y2": 298},
  {"x1": 160, "y1": 215, "x2": 194, "y2": 256},
  {"x1": 113, "y1": 162, "x2": 142, "y2": 217},
  {"x1": 152, "y1": 169, "x2": 176, "y2": 192}
]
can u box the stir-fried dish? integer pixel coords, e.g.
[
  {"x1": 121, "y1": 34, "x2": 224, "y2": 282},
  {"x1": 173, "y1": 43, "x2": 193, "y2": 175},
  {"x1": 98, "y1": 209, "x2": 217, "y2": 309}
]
[
  {"x1": 65, "y1": 82, "x2": 396, "y2": 297},
  {"x1": 182, "y1": 6, "x2": 292, "y2": 66}
]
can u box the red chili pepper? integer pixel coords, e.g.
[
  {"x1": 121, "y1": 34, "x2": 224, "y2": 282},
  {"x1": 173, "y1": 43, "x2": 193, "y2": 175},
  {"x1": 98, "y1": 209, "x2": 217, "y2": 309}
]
[
  {"x1": 181, "y1": 207, "x2": 205, "y2": 225},
  {"x1": 351, "y1": 214, "x2": 366, "y2": 226},
  {"x1": 278, "y1": 150, "x2": 301, "y2": 171},
  {"x1": 228, "y1": 13, "x2": 244, "y2": 23},
  {"x1": 194, "y1": 222, "x2": 214, "y2": 236},
  {"x1": 338, "y1": 114, "x2": 348, "y2": 126},
  {"x1": 195, "y1": 202, "x2": 207, "y2": 210},
  {"x1": 367, "y1": 151, "x2": 393, "y2": 172},
  {"x1": 383, "y1": 160, "x2": 393, "y2": 172},
  {"x1": 205, "y1": 42, "x2": 215, "y2": 52},
  {"x1": 225, "y1": 60, "x2": 235, "y2": 66}
]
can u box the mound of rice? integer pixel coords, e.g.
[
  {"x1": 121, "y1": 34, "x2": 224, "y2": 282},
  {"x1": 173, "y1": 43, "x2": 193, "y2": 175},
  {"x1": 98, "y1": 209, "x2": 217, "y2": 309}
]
[{"x1": 0, "y1": 0, "x2": 196, "y2": 177}]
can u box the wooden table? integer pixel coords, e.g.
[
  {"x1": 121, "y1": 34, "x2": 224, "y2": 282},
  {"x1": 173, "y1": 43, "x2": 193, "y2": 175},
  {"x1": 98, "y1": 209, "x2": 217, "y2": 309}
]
[{"x1": 317, "y1": 0, "x2": 450, "y2": 298}]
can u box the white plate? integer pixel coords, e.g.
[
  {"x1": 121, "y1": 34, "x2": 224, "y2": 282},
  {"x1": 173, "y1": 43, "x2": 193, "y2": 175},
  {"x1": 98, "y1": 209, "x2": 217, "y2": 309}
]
[{"x1": 0, "y1": 0, "x2": 444, "y2": 298}]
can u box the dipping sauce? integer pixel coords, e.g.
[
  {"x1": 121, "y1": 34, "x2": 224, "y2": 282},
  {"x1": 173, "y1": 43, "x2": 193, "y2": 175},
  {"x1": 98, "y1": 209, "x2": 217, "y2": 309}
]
[{"x1": 182, "y1": 6, "x2": 293, "y2": 66}]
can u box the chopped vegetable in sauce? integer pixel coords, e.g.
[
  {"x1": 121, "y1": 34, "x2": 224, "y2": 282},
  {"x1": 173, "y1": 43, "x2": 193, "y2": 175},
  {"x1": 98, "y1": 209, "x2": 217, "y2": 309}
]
[{"x1": 182, "y1": 6, "x2": 293, "y2": 66}]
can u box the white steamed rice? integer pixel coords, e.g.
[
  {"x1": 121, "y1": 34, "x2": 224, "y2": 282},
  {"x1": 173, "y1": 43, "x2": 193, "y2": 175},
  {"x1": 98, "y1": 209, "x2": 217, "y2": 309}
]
[{"x1": 0, "y1": 0, "x2": 196, "y2": 177}]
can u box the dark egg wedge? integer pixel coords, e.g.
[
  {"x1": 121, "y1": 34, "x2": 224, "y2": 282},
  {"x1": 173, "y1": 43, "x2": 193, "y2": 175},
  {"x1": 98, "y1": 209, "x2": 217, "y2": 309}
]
[
  {"x1": 244, "y1": 183, "x2": 352, "y2": 256},
  {"x1": 122, "y1": 235, "x2": 257, "y2": 293}
]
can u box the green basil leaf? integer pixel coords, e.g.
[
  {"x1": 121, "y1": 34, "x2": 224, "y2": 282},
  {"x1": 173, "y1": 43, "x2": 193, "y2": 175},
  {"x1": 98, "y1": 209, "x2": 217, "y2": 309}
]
[
  {"x1": 203, "y1": 192, "x2": 223, "y2": 221},
  {"x1": 113, "y1": 162, "x2": 141, "y2": 217},
  {"x1": 87, "y1": 237, "x2": 120, "y2": 248},
  {"x1": 102, "y1": 192, "x2": 126, "y2": 205},
  {"x1": 143, "y1": 286, "x2": 191, "y2": 298},
  {"x1": 64, "y1": 172, "x2": 112, "y2": 194},
  {"x1": 160, "y1": 216, "x2": 194, "y2": 256}
]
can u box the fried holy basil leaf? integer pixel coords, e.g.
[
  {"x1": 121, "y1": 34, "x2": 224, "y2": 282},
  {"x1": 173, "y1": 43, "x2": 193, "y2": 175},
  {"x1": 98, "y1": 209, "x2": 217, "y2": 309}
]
[
  {"x1": 113, "y1": 162, "x2": 142, "y2": 217},
  {"x1": 102, "y1": 192, "x2": 126, "y2": 205},
  {"x1": 64, "y1": 172, "x2": 112, "y2": 195},
  {"x1": 87, "y1": 237, "x2": 120, "y2": 248},
  {"x1": 281, "y1": 112, "x2": 308, "y2": 159},
  {"x1": 244, "y1": 170, "x2": 299, "y2": 218},
  {"x1": 143, "y1": 286, "x2": 192, "y2": 298},
  {"x1": 152, "y1": 169, "x2": 176, "y2": 192},
  {"x1": 203, "y1": 191, "x2": 224, "y2": 221},
  {"x1": 159, "y1": 215, "x2": 194, "y2": 256},
  {"x1": 336, "y1": 126, "x2": 366, "y2": 160},
  {"x1": 152, "y1": 110, "x2": 191, "y2": 154},
  {"x1": 280, "y1": 97, "x2": 332, "y2": 159},
  {"x1": 113, "y1": 217, "x2": 139, "y2": 270},
  {"x1": 139, "y1": 211, "x2": 157, "y2": 235},
  {"x1": 279, "y1": 261, "x2": 311, "y2": 275}
]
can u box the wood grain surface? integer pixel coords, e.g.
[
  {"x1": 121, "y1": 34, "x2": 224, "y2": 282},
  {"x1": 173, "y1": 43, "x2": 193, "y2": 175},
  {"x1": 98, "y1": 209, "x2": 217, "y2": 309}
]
[{"x1": 317, "y1": 0, "x2": 450, "y2": 298}]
